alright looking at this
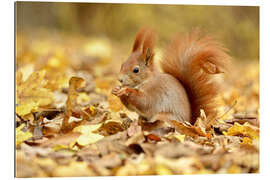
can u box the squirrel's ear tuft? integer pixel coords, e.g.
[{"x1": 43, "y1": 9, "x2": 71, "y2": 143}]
[
  {"x1": 145, "y1": 48, "x2": 151, "y2": 65},
  {"x1": 132, "y1": 28, "x2": 148, "y2": 52},
  {"x1": 142, "y1": 30, "x2": 156, "y2": 66}
]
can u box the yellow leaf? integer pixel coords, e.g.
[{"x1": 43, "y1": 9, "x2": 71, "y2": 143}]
[
  {"x1": 241, "y1": 137, "x2": 253, "y2": 145},
  {"x1": 52, "y1": 144, "x2": 76, "y2": 155},
  {"x1": 16, "y1": 101, "x2": 38, "y2": 116},
  {"x1": 16, "y1": 70, "x2": 54, "y2": 116},
  {"x1": 73, "y1": 123, "x2": 102, "y2": 134},
  {"x1": 52, "y1": 144, "x2": 69, "y2": 151},
  {"x1": 224, "y1": 122, "x2": 259, "y2": 140},
  {"x1": 18, "y1": 64, "x2": 34, "y2": 81},
  {"x1": 174, "y1": 133, "x2": 186, "y2": 143},
  {"x1": 76, "y1": 133, "x2": 104, "y2": 146},
  {"x1": 83, "y1": 105, "x2": 98, "y2": 116},
  {"x1": 108, "y1": 94, "x2": 124, "y2": 112},
  {"x1": 16, "y1": 124, "x2": 33, "y2": 146},
  {"x1": 73, "y1": 124, "x2": 104, "y2": 146},
  {"x1": 77, "y1": 92, "x2": 91, "y2": 104}
]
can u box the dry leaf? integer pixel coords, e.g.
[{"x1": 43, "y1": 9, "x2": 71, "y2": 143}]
[
  {"x1": 16, "y1": 29, "x2": 259, "y2": 177},
  {"x1": 108, "y1": 94, "x2": 124, "y2": 112},
  {"x1": 146, "y1": 134, "x2": 161, "y2": 142},
  {"x1": 223, "y1": 122, "x2": 259, "y2": 140},
  {"x1": 167, "y1": 120, "x2": 211, "y2": 138},
  {"x1": 40, "y1": 132, "x2": 81, "y2": 148},
  {"x1": 173, "y1": 132, "x2": 186, "y2": 143},
  {"x1": 16, "y1": 124, "x2": 33, "y2": 146},
  {"x1": 73, "y1": 124, "x2": 104, "y2": 146},
  {"x1": 16, "y1": 70, "x2": 54, "y2": 116},
  {"x1": 101, "y1": 120, "x2": 124, "y2": 135}
]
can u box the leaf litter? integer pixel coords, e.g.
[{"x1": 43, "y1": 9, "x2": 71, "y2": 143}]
[{"x1": 16, "y1": 31, "x2": 259, "y2": 177}]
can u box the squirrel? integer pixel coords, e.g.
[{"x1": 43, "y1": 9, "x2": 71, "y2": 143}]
[{"x1": 112, "y1": 28, "x2": 231, "y2": 129}]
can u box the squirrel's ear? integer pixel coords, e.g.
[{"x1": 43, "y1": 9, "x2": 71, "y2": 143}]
[
  {"x1": 132, "y1": 28, "x2": 148, "y2": 52},
  {"x1": 142, "y1": 31, "x2": 156, "y2": 67}
]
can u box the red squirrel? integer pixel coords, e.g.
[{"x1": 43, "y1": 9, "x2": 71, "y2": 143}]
[{"x1": 112, "y1": 28, "x2": 230, "y2": 129}]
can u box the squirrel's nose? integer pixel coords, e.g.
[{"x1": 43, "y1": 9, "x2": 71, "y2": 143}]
[{"x1": 118, "y1": 77, "x2": 124, "y2": 83}]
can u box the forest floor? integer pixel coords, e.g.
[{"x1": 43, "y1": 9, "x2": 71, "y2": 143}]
[{"x1": 16, "y1": 31, "x2": 259, "y2": 177}]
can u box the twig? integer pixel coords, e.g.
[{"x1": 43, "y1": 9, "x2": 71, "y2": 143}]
[{"x1": 217, "y1": 100, "x2": 237, "y2": 120}]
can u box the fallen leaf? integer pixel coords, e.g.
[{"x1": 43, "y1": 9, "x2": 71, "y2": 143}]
[
  {"x1": 146, "y1": 134, "x2": 161, "y2": 142},
  {"x1": 241, "y1": 137, "x2": 252, "y2": 145},
  {"x1": 223, "y1": 122, "x2": 259, "y2": 140},
  {"x1": 40, "y1": 132, "x2": 81, "y2": 148},
  {"x1": 173, "y1": 132, "x2": 186, "y2": 143},
  {"x1": 77, "y1": 92, "x2": 91, "y2": 104},
  {"x1": 167, "y1": 120, "x2": 211, "y2": 138},
  {"x1": 62, "y1": 76, "x2": 86, "y2": 131},
  {"x1": 83, "y1": 105, "x2": 97, "y2": 116},
  {"x1": 73, "y1": 124, "x2": 104, "y2": 146},
  {"x1": 73, "y1": 123, "x2": 102, "y2": 134},
  {"x1": 66, "y1": 76, "x2": 86, "y2": 116},
  {"x1": 101, "y1": 120, "x2": 124, "y2": 135},
  {"x1": 16, "y1": 70, "x2": 54, "y2": 116},
  {"x1": 16, "y1": 124, "x2": 33, "y2": 146},
  {"x1": 77, "y1": 133, "x2": 104, "y2": 146},
  {"x1": 108, "y1": 94, "x2": 124, "y2": 112}
]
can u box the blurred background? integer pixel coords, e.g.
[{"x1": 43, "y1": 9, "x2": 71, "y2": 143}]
[{"x1": 16, "y1": 2, "x2": 259, "y2": 60}]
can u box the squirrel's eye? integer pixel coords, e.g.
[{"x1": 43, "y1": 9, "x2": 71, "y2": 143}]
[{"x1": 133, "y1": 67, "x2": 139, "y2": 73}]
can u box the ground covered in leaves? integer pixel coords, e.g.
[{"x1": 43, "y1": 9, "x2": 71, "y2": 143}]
[{"x1": 16, "y1": 31, "x2": 259, "y2": 177}]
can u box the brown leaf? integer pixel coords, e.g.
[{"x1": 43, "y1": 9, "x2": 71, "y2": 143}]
[
  {"x1": 166, "y1": 120, "x2": 211, "y2": 138},
  {"x1": 100, "y1": 121, "x2": 124, "y2": 135},
  {"x1": 40, "y1": 132, "x2": 81, "y2": 148},
  {"x1": 62, "y1": 76, "x2": 86, "y2": 131},
  {"x1": 146, "y1": 134, "x2": 161, "y2": 142}
]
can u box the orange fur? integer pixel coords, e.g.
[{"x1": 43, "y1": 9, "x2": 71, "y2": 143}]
[
  {"x1": 161, "y1": 30, "x2": 231, "y2": 125},
  {"x1": 132, "y1": 27, "x2": 149, "y2": 52}
]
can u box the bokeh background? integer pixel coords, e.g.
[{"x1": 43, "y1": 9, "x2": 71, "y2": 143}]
[{"x1": 17, "y1": 2, "x2": 259, "y2": 60}]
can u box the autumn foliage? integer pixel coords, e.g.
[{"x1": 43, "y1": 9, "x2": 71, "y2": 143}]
[{"x1": 16, "y1": 31, "x2": 259, "y2": 177}]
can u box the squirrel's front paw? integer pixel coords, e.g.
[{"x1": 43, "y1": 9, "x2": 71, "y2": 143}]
[
  {"x1": 112, "y1": 86, "x2": 121, "y2": 96},
  {"x1": 112, "y1": 86, "x2": 129, "y2": 97}
]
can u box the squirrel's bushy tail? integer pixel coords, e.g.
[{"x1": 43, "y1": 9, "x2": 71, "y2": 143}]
[{"x1": 161, "y1": 30, "x2": 231, "y2": 126}]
